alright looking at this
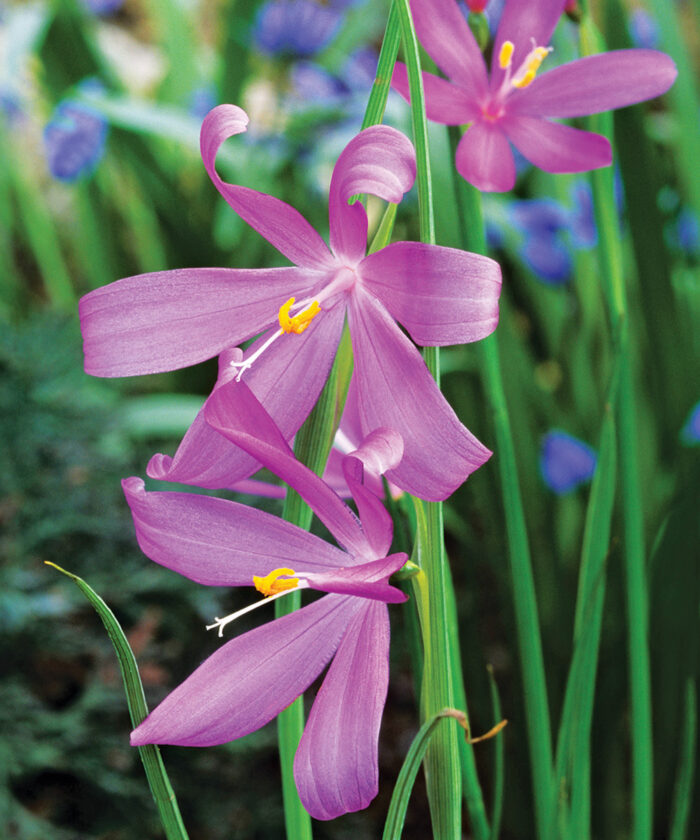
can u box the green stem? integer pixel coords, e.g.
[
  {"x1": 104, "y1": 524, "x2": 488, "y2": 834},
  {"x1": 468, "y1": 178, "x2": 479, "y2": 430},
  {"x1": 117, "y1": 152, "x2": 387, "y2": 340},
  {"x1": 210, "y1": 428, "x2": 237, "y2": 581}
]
[
  {"x1": 450, "y1": 143, "x2": 554, "y2": 839},
  {"x1": 581, "y1": 16, "x2": 653, "y2": 838}
]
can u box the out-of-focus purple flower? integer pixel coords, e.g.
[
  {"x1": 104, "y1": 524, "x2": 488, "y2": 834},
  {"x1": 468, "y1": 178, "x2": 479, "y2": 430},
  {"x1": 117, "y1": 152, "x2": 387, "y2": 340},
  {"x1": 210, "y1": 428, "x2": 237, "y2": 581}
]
[
  {"x1": 0, "y1": 89, "x2": 22, "y2": 124},
  {"x1": 189, "y1": 84, "x2": 218, "y2": 120},
  {"x1": 392, "y1": 0, "x2": 677, "y2": 191},
  {"x1": 681, "y1": 401, "x2": 700, "y2": 445},
  {"x1": 508, "y1": 198, "x2": 572, "y2": 283},
  {"x1": 675, "y1": 208, "x2": 700, "y2": 256},
  {"x1": 43, "y1": 96, "x2": 108, "y2": 182},
  {"x1": 80, "y1": 104, "x2": 502, "y2": 501},
  {"x1": 128, "y1": 384, "x2": 408, "y2": 820},
  {"x1": 81, "y1": 0, "x2": 124, "y2": 14},
  {"x1": 289, "y1": 61, "x2": 346, "y2": 107},
  {"x1": 569, "y1": 180, "x2": 597, "y2": 249},
  {"x1": 254, "y1": 0, "x2": 342, "y2": 57},
  {"x1": 340, "y1": 47, "x2": 378, "y2": 93},
  {"x1": 628, "y1": 9, "x2": 659, "y2": 49},
  {"x1": 540, "y1": 430, "x2": 597, "y2": 493}
]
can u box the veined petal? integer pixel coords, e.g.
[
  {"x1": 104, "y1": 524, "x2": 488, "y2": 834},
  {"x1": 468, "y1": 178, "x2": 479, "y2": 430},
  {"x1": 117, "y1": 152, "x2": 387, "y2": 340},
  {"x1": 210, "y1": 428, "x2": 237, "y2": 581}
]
[
  {"x1": 504, "y1": 116, "x2": 611, "y2": 174},
  {"x1": 131, "y1": 594, "x2": 361, "y2": 747},
  {"x1": 200, "y1": 105, "x2": 333, "y2": 270},
  {"x1": 328, "y1": 125, "x2": 415, "y2": 264},
  {"x1": 455, "y1": 122, "x2": 516, "y2": 193},
  {"x1": 341, "y1": 452, "x2": 396, "y2": 558},
  {"x1": 492, "y1": 0, "x2": 566, "y2": 85},
  {"x1": 510, "y1": 50, "x2": 677, "y2": 118},
  {"x1": 409, "y1": 0, "x2": 488, "y2": 97},
  {"x1": 294, "y1": 600, "x2": 390, "y2": 820},
  {"x1": 80, "y1": 266, "x2": 321, "y2": 377},
  {"x1": 305, "y1": 554, "x2": 408, "y2": 603},
  {"x1": 348, "y1": 288, "x2": 492, "y2": 501},
  {"x1": 391, "y1": 63, "x2": 480, "y2": 125},
  {"x1": 205, "y1": 377, "x2": 374, "y2": 559},
  {"x1": 122, "y1": 477, "x2": 350, "y2": 586},
  {"x1": 359, "y1": 241, "x2": 501, "y2": 346},
  {"x1": 148, "y1": 304, "x2": 344, "y2": 489}
]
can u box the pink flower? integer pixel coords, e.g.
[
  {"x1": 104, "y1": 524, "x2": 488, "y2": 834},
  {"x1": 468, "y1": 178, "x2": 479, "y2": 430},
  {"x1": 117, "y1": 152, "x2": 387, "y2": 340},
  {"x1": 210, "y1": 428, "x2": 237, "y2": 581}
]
[
  {"x1": 127, "y1": 383, "x2": 408, "y2": 820},
  {"x1": 392, "y1": 0, "x2": 677, "y2": 191},
  {"x1": 80, "y1": 105, "x2": 502, "y2": 500}
]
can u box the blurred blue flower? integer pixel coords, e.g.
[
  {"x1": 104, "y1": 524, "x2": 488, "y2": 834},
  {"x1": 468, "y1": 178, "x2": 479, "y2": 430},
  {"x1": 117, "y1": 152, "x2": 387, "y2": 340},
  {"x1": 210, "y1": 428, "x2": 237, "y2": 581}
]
[
  {"x1": 540, "y1": 430, "x2": 597, "y2": 494},
  {"x1": 508, "y1": 198, "x2": 572, "y2": 284},
  {"x1": 628, "y1": 9, "x2": 659, "y2": 49},
  {"x1": 676, "y1": 208, "x2": 700, "y2": 256},
  {"x1": 681, "y1": 401, "x2": 700, "y2": 445},
  {"x1": 569, "y1": 180, "x2": 597, "y2": 249},
  {"x1": 254, "y1": 0, "x2": 342, "y2": 57},
  {"x1": 340, "y1": 47, "x2": 377, "y2": 93},
  {"x1": 44, "y1": 94, "x2": 108, "y2": 182},
  {"x1": 81, "y1": 0, "x2": 124, "y2": 14},
  {"x1": 189, "y1": 84, "x2": 218, "y2": 120},
  {"x1": 289, "y1": 61, "x2": 346, "y2": 107},
  {"x1": 0, "y1": 88, "x2": 22, "y2": 124}
]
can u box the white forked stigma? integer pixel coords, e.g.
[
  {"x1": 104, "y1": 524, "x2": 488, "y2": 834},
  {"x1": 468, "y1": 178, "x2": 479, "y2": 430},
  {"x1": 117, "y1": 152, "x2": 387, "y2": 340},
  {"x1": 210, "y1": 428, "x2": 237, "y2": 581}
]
[{"x1": 206, "y1": 569, "x2": 310, "y2": 637}]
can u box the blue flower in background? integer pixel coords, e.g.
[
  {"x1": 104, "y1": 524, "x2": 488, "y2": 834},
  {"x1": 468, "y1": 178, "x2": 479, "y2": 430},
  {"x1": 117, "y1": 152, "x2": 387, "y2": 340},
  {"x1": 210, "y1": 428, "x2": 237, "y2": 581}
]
[
  {"x1": 81, "y1": 0, "x2": 124, "y2": 14},
  {"x1": 254, "y1": 0, "x2": 342, "y2": 57},
  {"x1": 0, "y1": 88, "x2": 22, "y2": 124},
  {"x1": 189, "y1": 84, "x2": 218, "y2": 120},
  {"x1": 628, "y1": 9, "x2": 659, "y2": 49},
  {"x1": 569, "y1": 181, "x2": 597, "y2": 249},
  {"x1": 289, "y1": 61, "x2": 346, "y2": 108},
  {"x1": 681, "y1": 401, "x2": 700, "y2": 445},
  {"x1": 675, "y1": 208, "x2": 700, "y2": 256},
  {"x1": 340, "y1": 47, "x2": 377, "y2": 93},
  {"x1": 508, "y1": 198, "x2": 572, "y2": 285},
  {"x1": 540, "y1": 430, "x2": 597, "y2": 494},
  {"x1": 44, "y1": 94, "x2": 108, "y2": 183}
]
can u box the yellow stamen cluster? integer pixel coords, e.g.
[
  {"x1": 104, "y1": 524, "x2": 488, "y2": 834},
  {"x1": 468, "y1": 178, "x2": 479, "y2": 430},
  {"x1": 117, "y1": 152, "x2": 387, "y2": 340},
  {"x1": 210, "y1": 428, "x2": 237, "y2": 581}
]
[
  {"x1": 278, "y1": 297, "x2": 321, "y2": 334},
  {"x1": 512, "y1": 46, "x2": 551, "y2": 89},
  {"x1": 253, "y1": 567, "x2": 300, "y2": 597}
]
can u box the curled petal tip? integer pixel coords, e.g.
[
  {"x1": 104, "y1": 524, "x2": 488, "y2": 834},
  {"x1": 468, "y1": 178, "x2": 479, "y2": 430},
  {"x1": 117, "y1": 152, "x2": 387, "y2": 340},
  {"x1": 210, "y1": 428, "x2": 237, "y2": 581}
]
[
  {"x1": 121, "y1": 476, "x2": 145, "y2": 495},
  {"x1": 146, "y1": 452, "x2": 173, "y2": 480}
]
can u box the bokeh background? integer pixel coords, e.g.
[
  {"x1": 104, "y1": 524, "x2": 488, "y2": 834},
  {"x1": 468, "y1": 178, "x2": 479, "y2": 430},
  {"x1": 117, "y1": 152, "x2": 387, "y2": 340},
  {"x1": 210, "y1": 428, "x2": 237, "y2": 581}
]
[{"x1": 1, "y1": 0, "x2": 698, "y2": 837}]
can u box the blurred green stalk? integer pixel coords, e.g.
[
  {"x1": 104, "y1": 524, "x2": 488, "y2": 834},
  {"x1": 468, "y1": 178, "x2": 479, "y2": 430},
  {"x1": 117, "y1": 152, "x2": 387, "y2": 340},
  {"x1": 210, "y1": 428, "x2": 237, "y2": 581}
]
[
  {"x1": 450, "y1": 138, "x2": 554, "y2": 840},
  {"x1": 581, "y1": 15, "x2": 653, "y2": 840}
]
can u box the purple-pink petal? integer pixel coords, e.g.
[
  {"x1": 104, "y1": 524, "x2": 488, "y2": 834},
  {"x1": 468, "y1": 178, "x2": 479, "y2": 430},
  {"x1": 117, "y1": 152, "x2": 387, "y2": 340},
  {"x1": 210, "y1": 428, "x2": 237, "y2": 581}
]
[
  {"x1": 294, "y1": 600, "x2": 390, "y2": 820},
  {"x1": 148, "y1": 304, "x2": 345, "y2": 489},
  {"x1": 328, "y1": 125, "x2": 415, "y2": 265},
  {"x1": 492, "y1": 0, "x2": 566, "y2": 84},
  {"x1": 455, "y1": 121, "x2": 516, "y2": 193},
  {"x1": 122, "y1": 476, "x2": 350, "y2": 586},
  {"x1": 348, "y1": 288, "x2": 492, "y2": 500},
  {"x1": 79, "y1": 266, "x2": 321, "y2": 378},
  {"x1": 510, "y1": 50, "x2": 677, "y2": 118},
  {"x1": 305, "y1": 554, "x2": 408, "y2": 603},
  {"x1": 504, "y1": 116, "x2": 612, "y2": 174},
  {"x1": 359, "y1": 241, "x2": 501, "y2": 346},
  {"x1": 409, "y1": 0, "x2": 488, "y2": 98},
  {"x1": 131, "y1": 594, "x2": 362, "y2": 747},
  {"x1": 391, "y1": 63, "x2": 480, "y2": 125},
  {"x1": 200, "y1": 105, "x2": 334, "y2": 270},
  {"x1": 341, "y1": 453, "x2": 395, "y2": 558},
  {"x1": 205, "y1": 378, "x2": 374, "y2": 558}
]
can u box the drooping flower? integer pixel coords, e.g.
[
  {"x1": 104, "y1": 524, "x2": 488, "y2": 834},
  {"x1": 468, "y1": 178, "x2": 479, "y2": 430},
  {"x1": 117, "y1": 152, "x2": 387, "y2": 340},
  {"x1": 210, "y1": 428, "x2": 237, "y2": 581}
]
[
  {"x1": 127, "y1": 381, "x2": 408, "y2": 820},
  {"x1": 392, "y1": 0, "x2": 677, "y2": 192},
  {"x1": 44, "y1": 95, "x2": 108, "y2": 182},
  {"x1": 80, "y1": 104, "x2": 502, "y2": 501},
  {"x1": 540, "y1": 429, "x2": 596, "y2": 493}
]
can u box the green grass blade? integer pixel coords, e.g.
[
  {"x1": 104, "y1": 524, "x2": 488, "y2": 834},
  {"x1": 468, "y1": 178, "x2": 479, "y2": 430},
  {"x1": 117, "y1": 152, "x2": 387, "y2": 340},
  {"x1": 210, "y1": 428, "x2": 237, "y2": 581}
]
[
  {"x1": 487, "y1": 666, "x2": 505, "y2": 840},
  {"x1": 450, "y1": 158, "x2": 554, "y2": 840},
  {"x1": 382, "y1": 709, "x2": 468, "y2": 840},
  {"x1": 361, "y1": 0, "x2": 401, "y2": 130},
  {"x1": 670, "y1": 680, "x2": 697, "y2": 840},
  {"x1": 45, "y1": 563, "x2": 189, "y2": 840}
]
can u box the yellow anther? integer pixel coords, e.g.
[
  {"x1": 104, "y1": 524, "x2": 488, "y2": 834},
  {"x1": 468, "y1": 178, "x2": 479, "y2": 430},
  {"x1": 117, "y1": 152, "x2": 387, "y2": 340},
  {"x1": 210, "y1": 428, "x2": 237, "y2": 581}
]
[
  {"x1": 278, "y1": 298, "x2": 321, "y2": 334},
  {"x1": 513, "y1": 69, "x2": 537, "y2": 89},
  {"x1": 253, "y1": 568, "x2": 300, "y2": 597},
  {"x1": 498, "y1": 40, "x2": 514, "y2": 69}
]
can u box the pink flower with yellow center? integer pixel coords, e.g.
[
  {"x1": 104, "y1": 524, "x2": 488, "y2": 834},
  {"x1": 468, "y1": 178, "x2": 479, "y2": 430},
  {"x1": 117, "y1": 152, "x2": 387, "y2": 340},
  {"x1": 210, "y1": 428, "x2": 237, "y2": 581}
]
[
  {"x1": 392, "y1": 0, "x2": 677, "y2": 191},
  {"x1": 80, "y1": 104, "x2": 502, "y2": 500}
]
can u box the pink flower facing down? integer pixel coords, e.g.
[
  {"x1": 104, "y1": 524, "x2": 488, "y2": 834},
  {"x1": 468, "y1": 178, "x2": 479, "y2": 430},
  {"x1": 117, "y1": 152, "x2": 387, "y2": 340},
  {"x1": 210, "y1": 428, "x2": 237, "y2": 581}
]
[
  {"x1": 392, "y1": 0, "x2": 677, "y2": 192},
  {"x1": 127, "y1": 381, "x2": 409, "y2": 820},
  {"x1": 80, "y1": 104, "x2": 502, "y2": 501}
]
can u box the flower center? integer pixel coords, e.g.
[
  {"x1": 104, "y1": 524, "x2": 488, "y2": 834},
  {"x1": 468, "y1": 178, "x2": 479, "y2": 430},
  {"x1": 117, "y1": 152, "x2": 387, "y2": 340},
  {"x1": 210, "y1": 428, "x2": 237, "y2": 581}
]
[
  {"x1": 206, "y1": 567, "x2": 309, "y2": 637},
  {"x1": 253, "y1": 567, "x2": 300, "y2": 596},
  {"x1": 230, "y1": 297, "x2": 321, "y2": 381},
  {"x1": 499, "y1": 38, "x2": 553, "y2": 90}
]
